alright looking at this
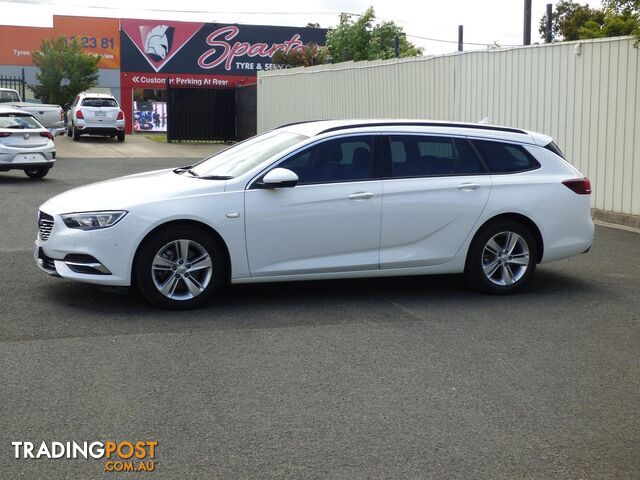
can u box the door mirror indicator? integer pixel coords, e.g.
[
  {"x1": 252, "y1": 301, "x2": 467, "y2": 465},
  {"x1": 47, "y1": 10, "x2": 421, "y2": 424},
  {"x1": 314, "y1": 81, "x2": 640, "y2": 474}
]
[{"x1": 258, "y1": 168, "x2": 299, "y2": 189}]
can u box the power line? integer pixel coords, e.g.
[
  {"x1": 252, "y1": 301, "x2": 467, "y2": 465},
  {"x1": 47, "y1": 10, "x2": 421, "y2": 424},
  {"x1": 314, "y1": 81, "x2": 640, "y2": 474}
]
[{"x1": 406, "y1": 33, "x2": 520, "y2": 48}]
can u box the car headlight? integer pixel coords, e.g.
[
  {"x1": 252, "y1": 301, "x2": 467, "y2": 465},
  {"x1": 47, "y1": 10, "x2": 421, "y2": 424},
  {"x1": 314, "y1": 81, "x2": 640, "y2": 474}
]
[{"x1": 61, "y1": 211, "x2": 127, "y2": 230}]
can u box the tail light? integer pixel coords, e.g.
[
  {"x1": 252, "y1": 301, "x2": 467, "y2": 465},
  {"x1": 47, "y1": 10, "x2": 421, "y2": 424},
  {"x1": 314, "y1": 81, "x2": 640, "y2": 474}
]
[
  {"x1": 40, "y1": 131, "x2": 53, "y2": 140},
  {"x1": 0, "y1": 132, "x2": 11, "y2": 138},
  {"x1": 60, "y1": 109, "x2": 64, "y2": 121},
  {"x1": 117, "y1": 110, "x2": 124, "y2": 120},
  {"x1": 563, "y1": 178, "x2": 591, "y2": 195},
  {"x1": 76, "y1": 110, "x2": 84, "y2": 119}
]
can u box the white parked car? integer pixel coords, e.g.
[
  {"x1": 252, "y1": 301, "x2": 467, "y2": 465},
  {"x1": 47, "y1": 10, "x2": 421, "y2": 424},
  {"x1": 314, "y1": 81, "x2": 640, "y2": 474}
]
[
  {"x1": 0, "y1": 106, "x2": 56, "y2": 179},
  {"x1": 35, "y1": 120, "x2": 593, "y2": 308},
  {"x1": 66, "y1": 92, "x2": 125, "y2": 142}
]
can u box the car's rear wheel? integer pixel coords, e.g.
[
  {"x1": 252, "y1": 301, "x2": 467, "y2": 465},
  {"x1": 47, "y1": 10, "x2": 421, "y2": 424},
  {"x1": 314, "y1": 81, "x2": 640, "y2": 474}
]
[
  {"x1": 465, "y1": 220, "x2": 537, "y2": 294},
  {"x1": 67, "y1": 126, "x2": 72, "y2": 137},
  {"x1": 24, "y1": 167, "x2": 49, "y2": 179},
  {"x1": 135, "y1": 226, "x2": 226, "y2": 309},
  {"x1": 72, "y1": 127, "x2": 81, "y2": 141},
  {"x1": 117, "y1": 131, "x2": 125, "y2": 142}
]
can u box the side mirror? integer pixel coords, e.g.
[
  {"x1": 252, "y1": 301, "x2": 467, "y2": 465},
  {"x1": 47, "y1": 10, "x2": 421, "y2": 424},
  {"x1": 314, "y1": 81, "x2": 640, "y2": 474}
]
[{"x1": 259, "y1": 168, "x2": 299, "y2": 189}]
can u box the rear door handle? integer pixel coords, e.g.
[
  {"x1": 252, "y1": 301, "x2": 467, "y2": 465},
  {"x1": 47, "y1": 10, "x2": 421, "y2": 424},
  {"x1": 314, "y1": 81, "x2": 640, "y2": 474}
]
[
  {"x1": 457, "y1": 183, "x2": 480, "y2": 191},
  {"x1": 348, "y1": 192, "x2": 374, "y2": 200}
]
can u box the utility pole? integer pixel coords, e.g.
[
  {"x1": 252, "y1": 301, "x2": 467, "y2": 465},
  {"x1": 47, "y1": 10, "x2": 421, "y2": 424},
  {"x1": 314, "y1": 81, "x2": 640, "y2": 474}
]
[
  {"x1": 545, "y1": 3, "x2": 553, "y2": 43},
  {"x1": 523, "y1": 0, "x2": 532, "y2": 45},
  {"x1": 458, "y1": 25, "x2": 463, "y2": 52},
  {"x1": 394, "y1": 35, "x2": 400, "y2": 58}
]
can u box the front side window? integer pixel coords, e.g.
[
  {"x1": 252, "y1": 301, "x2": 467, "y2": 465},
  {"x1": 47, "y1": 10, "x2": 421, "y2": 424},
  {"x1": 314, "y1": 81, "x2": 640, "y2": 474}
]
[
  {"x1": 278, "y1": 136, "x2": 374, "y2": 185},
  {"x1": 472, "y1": 140, "x2": 540, "y2": 173},
  {"x1": 388, "y1": 135, "x2": 484, "y2": 177},
  {"x1": 81, "y1": 98, "x2": 118, "y2": 108}
]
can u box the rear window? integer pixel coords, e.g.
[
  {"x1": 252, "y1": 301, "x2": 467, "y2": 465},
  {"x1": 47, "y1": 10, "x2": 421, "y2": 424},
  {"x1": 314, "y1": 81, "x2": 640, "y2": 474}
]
[
  {"x1": 388, "y1": 135, "x2": 485, "y2": 177},
  {"x1": 0, "y1": 90, "x2": 20, "y2": 103},
  {"x1": 81, "y1": 98, "x2": 118, "y2": 108},
  {"x1": 471, "y1": 140, "x2": 540, "y2": 173},
  {"x1": 544, "y1": 141, "x2": 565, "y2": 158},
  {"x1": 0, "y1": 114, "x2": 42, "y2": 129}
]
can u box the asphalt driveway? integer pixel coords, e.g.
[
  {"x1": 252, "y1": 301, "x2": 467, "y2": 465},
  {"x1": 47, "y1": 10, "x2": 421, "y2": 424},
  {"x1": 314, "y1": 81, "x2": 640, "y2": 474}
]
[{"x1": 0, "y1": 157, "x2": 638, "y2": 479}]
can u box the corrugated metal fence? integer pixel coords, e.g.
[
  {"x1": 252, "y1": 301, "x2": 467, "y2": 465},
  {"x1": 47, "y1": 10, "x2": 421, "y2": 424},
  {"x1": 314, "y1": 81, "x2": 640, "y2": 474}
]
[{"x1": 257, "y1": 37, "x2": 640, "y2": 217}]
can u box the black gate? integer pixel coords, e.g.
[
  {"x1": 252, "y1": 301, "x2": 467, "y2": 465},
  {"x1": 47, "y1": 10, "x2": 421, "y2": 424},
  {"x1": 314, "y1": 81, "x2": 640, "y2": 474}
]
[
  {"x1": 0, "y1": 68, "x2": 26, "y2": 100},
  {"x1": 236, "y1": 84, "x2": 257, "y2": 140},
  {"x1": 166, "y1": 86, "x2": 236, "y2": 142}
]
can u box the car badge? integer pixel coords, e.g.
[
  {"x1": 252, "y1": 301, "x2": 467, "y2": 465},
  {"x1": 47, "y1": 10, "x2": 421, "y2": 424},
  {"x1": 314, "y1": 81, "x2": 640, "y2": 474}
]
[{"x1": 23, "y1": 133, "x2": 30, "y2": 140}]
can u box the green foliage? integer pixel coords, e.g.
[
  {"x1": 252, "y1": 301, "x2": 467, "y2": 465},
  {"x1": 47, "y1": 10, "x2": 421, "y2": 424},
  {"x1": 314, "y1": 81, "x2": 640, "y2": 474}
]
[
  {"x1": 272, "y1": 43, "x2": 329, "y2": 68},
  {"x1": 31, "y1": 37, "x2": 100, "y2": 106},
  {"x1": 539, "y1": 0, "x2": 639, "y2": 44},
  {"x1": 326, "y1": 7, "x2": 422, "y2": 63}
]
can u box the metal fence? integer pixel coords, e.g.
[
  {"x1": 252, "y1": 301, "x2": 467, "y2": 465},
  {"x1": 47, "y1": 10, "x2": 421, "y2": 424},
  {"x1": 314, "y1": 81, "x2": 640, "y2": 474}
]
[
  {"x1": 0, "y1": 68, "x2": 26, "y2": 100},
  {"x1": 257, "y1": 37, "x2": 640, "y2": 217}
]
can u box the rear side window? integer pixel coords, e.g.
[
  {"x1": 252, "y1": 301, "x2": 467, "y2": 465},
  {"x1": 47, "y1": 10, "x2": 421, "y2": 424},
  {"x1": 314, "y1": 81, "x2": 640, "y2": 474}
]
[
  {"x1": 388, "y1": 135, "x2": 485, "y2": 177},
  {"x1": 0, "y1": 90, "x2": 20, "y2": 103},
  {"x1": 81, "y1": 98, "x2": 118, "y2": 108},
  {"x1": 472, "y1": 140, "x2": 540, "y2": 173},
  {"x1": 544, "y1": 141, "x2": 564, "y2": 159}
]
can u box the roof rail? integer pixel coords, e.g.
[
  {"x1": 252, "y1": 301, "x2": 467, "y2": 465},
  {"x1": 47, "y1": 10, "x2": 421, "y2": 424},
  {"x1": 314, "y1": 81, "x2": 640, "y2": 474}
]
[
  {"x1": 317, "y1": 121, "x2": 527, "y2": 135},
  {"x1": 276, "y1": 120, "x2": 325, "y2": 129}
]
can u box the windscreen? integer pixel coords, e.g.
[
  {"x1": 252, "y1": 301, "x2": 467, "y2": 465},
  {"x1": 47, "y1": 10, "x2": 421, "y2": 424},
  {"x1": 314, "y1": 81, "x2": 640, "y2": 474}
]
[
  {"x1": 82, "y1": 98, "x2": 118, "y2": 107},
  {"x1": 0, "y1": 114, "x2": 43, "y2": 129},
  {"x1": 189, "y1": 131, "x2": 308, "y2": 178},
  {"x1": 0, "y1": 90, "x2": 20, "y2": 103}
]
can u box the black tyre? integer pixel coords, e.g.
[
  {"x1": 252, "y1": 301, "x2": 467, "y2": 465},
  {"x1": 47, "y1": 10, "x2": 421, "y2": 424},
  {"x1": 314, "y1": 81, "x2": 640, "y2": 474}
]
[
  {"x1": 465, "y1": 220, "x2": 537, "y2": 294},
  {"x1": 117, "y1": 131, "x2": 125, "y2": 142},
  {"x1": 134, "y1": 225, "x2": 227, "y2": 309},
  {"x1": 67, "y1": 126, "x2": 72, "y2": 137},
  {"x1": 72, "y1": 127, "x2": 81, "y2": 141},
  {"x1": 24, "y1": 167, "x2": 50, "y2": 179}
]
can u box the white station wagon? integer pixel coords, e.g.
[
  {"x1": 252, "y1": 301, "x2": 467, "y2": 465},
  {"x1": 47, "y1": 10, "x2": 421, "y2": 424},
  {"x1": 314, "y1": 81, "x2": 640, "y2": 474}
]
[{"x1": 35, "y1": 120, "x2": 594, "y2": 308}]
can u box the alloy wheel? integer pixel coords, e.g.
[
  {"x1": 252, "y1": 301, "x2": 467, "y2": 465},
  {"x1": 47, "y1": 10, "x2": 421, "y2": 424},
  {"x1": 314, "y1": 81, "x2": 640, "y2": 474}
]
[
  {"x1": 481, "y1": 231, "x2": 530, "y2": 286},
  {"x1": 151, "y1": 239, "x2": 213, "y2": 301}
]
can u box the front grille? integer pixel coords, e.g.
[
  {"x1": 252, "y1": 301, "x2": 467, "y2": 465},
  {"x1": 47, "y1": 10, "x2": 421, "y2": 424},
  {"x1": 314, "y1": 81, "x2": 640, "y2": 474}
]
[{"x1": 38, "y1": 211, "x2": 54, "y2": 241}]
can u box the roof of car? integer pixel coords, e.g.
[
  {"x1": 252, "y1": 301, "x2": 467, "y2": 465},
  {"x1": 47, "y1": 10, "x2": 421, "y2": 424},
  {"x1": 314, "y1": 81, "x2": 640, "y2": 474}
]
[
  {"x1": 79, "y1": 92, "x2": 116, "y2": 98},
  {"x1": 277, "y1": 119, "x2": 552, "y2": 147}
]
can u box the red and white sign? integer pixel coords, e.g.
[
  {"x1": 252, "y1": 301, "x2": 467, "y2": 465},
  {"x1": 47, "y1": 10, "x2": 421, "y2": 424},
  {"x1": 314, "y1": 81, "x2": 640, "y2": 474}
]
[{"x1": 120, "y1": 72, "x2": 255, "y2": 89}]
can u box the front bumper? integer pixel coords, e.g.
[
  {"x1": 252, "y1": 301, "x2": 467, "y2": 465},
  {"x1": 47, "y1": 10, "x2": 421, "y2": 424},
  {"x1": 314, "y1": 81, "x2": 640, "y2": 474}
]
[{"x1": 34, "y1": 210, "x2": 142, "y2": 287}]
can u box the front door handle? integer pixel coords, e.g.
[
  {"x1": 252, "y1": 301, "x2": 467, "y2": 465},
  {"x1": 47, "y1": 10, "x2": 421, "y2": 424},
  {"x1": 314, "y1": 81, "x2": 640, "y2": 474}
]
[
  {"x1": 457, "y1": 183, "x2": 480, "y2": 191},
  {"x1": 348, "y1": 192, "x2": 374, "y2": 200}
]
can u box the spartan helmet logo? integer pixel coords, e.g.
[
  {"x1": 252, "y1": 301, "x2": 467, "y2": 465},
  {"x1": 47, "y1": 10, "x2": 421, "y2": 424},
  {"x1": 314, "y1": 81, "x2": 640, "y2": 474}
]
[{"x1": 143, "y1": 25, "x2": 174, "y2": 61}]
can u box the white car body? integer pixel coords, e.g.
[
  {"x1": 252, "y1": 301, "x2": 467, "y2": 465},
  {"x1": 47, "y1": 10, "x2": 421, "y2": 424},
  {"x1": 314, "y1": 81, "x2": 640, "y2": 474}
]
[
  {"x1": 35, "y1": 120, "x2": 593, "y2": 305},
  {"x1": 67, "y1": 92, "x2": 125, "y2": 140},
  {"x1": 0, "y1": 106, "x2": 56, "y2": 177}
]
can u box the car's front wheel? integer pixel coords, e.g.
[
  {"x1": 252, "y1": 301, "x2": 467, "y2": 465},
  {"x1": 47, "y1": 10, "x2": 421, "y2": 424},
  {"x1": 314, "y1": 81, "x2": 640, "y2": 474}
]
[
  {"x1": 24, "y1": 167, "x2": 50, "y2": 179},
  {"x1": 465, "y1": 220, "x2": 537, "y2": 294},
  {"x1": 134, "y1": 225, "x2": 226, "y2": 309}
]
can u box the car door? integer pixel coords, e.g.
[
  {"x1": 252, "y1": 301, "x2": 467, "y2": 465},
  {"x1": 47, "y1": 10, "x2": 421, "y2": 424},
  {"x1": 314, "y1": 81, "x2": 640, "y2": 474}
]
[
  {"x1": 380, "y1": 134, "x2": 491, "y2": 268},
  {"x1": 244, "y1": 134, "x2": 382, "y2": 277}
]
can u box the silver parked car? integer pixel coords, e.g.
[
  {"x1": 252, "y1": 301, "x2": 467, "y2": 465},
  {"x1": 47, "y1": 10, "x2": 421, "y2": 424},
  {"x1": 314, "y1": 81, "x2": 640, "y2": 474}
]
[{"x1": 0, "y1": 106, "x2": 56, "y2": 179}]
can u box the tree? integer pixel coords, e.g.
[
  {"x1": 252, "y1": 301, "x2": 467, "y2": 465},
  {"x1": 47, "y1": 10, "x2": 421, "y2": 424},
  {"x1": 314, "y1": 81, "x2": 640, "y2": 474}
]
[
  {"x1": 603, "y1": 0, "x2": 640, "y2": 43},
  {"x1": 272, "y1": 43, "x2": 329, "y2": 67},
  {"x1": 539, "y1": 0, "x2": 638, "y2": 43},
  {"x1": 326, "y1": 7, "x2": 422, "y2": 63},
  {"x1": 31, "y1": 37, "x2": 100, "y2": 106}
]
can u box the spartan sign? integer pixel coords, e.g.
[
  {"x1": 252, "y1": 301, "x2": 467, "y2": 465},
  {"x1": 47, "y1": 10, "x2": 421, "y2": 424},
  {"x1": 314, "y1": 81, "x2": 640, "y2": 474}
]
[{"x1": 143, "y1": 25, "x2": 174, "y2": 61}]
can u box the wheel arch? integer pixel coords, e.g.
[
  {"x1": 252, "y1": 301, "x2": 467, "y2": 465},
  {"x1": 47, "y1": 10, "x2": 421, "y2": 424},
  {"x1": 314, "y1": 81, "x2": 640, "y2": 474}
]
[
  {"x1": 131, "y1": 219, "x2": 232, "y2": 286},
  {"x1": 470, "y1": 213, "x2": 544, "y2": 264}
]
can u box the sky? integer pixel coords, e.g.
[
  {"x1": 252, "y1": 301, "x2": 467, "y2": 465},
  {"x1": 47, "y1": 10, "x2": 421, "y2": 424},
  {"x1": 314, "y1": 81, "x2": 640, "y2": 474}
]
[{"x1": 0, "y1": 0, "x2": 603, "y2": 55}]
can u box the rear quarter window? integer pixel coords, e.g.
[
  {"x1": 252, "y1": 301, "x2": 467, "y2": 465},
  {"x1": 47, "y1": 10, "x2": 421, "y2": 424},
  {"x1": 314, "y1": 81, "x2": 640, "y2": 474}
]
[{"x1": 471, "y1": 140, "x2": 540, "y2": 173}]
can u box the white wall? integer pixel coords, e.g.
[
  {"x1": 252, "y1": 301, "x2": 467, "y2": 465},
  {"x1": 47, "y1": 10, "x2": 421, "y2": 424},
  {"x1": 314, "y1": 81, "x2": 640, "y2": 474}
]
[{"x1": 257, "y1": 37, "x2": 640, "y2": 217}]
